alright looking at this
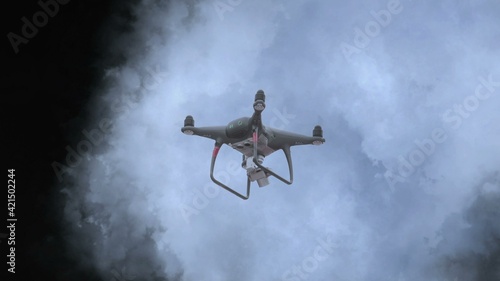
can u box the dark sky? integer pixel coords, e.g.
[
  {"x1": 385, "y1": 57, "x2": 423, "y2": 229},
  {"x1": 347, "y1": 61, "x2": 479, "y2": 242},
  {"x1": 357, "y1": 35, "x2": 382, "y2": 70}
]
[{"x1": 4, "y1": 1, "x2": 136, "y2": 280}]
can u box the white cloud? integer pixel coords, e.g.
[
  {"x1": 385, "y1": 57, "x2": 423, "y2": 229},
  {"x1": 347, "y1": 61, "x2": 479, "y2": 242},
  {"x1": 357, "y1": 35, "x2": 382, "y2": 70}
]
[{"x1": 61, "y1": 0, "x2": 500, "y2": 280}]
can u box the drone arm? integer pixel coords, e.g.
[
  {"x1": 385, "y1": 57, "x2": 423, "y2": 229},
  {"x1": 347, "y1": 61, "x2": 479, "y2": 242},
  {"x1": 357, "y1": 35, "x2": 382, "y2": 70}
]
[
  {"x1": 210, "y1": 142, "x2": 251, "y2": 200},
  {"x1": 268, "y1": 127, "x2": 325, "y2": 147},
  {"x1": 252, "y1": 128, "x2": 293, "y2": 185},
  {"x1": 181, "y1": 125, "x2": 229, "y2": 143}
]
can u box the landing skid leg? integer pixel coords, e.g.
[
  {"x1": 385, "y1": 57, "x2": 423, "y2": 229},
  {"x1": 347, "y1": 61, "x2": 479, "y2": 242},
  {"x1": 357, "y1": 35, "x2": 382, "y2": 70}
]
[
  {"x1": 252, "y1": 127, "x2": 294, "y2": 185},
  {"x1": 210, "y1": 142, "x2": 251, "y2": 200}
]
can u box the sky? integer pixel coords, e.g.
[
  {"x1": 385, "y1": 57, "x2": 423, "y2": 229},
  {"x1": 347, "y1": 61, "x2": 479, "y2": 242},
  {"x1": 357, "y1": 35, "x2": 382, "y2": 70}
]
[{"x1": 6, "y1": 0, "x2": 499, "y2": 280}]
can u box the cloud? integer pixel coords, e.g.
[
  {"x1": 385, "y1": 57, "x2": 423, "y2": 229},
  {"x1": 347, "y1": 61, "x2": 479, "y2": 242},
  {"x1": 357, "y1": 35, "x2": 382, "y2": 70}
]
[
  {"x1": 427, "y1": 174, "x2": 500, "y2": 280},
  {"x1": 60, "y1": 0, "x2": 500, "y2": 280}
]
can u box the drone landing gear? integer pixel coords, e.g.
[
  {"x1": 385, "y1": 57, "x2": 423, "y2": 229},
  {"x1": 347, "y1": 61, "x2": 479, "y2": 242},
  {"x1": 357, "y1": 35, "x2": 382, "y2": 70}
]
[
  {"x1": 252, "y1": 127, "x2": 294, "y2": 185},
  {"x1": 209, "y1": 126, "x2": 294, "y2": 200},
  {"x1": 210, "y1": 143, "x2": 251, "y2": 200}
]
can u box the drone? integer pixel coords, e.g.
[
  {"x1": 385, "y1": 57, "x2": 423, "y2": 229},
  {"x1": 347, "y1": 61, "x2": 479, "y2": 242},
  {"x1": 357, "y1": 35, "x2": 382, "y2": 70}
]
[{"x1": 181, "y1": 90, "x2": 325, "y2": 200}]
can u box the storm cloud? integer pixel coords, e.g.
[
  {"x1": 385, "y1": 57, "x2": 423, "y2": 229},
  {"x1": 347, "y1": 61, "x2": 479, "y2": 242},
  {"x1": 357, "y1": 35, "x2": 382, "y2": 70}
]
[{"x1": 59, "y1": 1, "x2": 500, "y2": 280}]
